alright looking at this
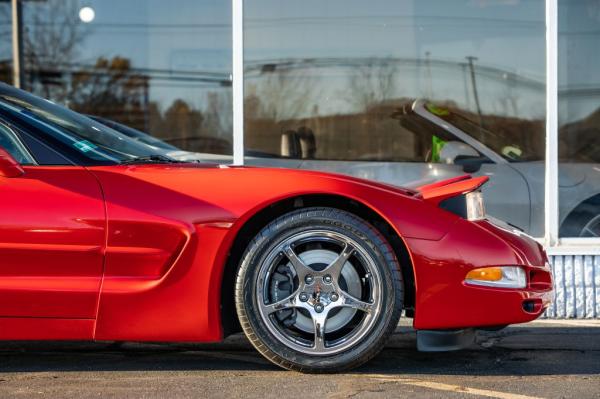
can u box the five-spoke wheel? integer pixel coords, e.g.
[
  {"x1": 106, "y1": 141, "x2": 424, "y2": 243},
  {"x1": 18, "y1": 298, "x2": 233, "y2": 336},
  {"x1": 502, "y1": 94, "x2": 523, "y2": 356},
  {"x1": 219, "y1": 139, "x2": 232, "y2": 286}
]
[
  {"x1": 236, "y1": 207, "x2": 403, "y2": 372},
  {"x1": 257, "y1": 231, "x2": 382, "y2": 354}
]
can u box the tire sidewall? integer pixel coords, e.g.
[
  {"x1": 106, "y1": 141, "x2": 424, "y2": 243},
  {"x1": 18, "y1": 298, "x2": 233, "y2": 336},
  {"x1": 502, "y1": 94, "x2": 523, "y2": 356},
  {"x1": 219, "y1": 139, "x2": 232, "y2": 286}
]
[{"x1": 236, "y1": 208, "x2": 403, "y2": 371}]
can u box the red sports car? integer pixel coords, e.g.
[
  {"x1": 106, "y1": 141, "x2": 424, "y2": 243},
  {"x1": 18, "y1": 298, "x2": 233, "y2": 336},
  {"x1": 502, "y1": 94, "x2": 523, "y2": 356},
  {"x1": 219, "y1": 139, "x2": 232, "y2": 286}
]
[{"x1": 0, "y1": 83, "x2": 553, "y2": 372}]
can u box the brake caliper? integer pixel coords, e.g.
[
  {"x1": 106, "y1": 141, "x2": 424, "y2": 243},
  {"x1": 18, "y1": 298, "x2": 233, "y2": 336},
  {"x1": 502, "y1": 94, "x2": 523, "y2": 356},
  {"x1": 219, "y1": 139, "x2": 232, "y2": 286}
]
[{"x1": 270, "y1": 264, "x2": 297, "y2": 326}]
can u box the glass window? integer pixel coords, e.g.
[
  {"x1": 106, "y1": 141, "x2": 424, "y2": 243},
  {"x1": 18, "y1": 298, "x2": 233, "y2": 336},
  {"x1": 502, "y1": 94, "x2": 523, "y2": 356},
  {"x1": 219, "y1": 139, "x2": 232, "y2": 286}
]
[
  {"x1": 0, "y1": 2, "x2": 11, "y2": 84},
  {"x1": 20, "y1": 0, "x2": 232, "y2": 156},
  {"x1": 0, "y1": 83, "x2": 174, "y2": 165},
  {"x1": 244, "y1": 0, "x2": 546, "y2": 236},
  {"x1": 558, "y1": 0, "x2": 600, "y2": 238},
  {"x1": 0, "y1": 121, "x2": 34, "y2": 165}
]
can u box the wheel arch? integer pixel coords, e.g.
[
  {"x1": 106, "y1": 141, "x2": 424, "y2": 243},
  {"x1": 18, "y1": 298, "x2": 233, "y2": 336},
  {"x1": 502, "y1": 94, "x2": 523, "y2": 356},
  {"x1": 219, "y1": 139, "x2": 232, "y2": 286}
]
[
  {"x1": 220, "y1": 193, "x2": 416, "y2": 337},
  {"x1": 559, "y1": 192, "x2": 600, "y2": 236}
]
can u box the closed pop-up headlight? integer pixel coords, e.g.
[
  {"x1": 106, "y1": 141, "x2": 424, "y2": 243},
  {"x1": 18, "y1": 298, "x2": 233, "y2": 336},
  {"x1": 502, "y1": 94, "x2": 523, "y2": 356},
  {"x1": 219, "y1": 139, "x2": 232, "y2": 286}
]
[
  {"x1": 438, "y1": 189, "x2": 486, "y2": 221},
  {"x1": 465, "y1": 190, "x2": 485, "y2": 221},
  {"x1": 417, "y1": 175, "x2": 489, "y2": 220}
]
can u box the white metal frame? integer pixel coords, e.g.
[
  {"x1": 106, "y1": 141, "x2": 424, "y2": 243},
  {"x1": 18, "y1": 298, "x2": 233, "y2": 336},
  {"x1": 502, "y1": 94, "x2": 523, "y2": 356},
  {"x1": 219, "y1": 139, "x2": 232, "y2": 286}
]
[
  {"x1": 231, "y1": 0, "x2": 244, "y2": 166},
  {"x1": 544, "y1": 0, "x2": 598, "y2": 254},
  {"x1": 544, "y1": 0, "x2": 559, "y2": 248},
  {"x1": 546, "y1": 242, "x2": 600, "y2": 256},
  {"x1": 544, "y1": 0, "x2": 559, "y2": 247}
]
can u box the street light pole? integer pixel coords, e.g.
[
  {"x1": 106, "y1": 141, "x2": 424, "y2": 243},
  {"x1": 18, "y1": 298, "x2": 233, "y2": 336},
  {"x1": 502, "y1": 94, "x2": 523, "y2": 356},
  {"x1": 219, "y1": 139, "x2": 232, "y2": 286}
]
[{"x1": 11, "y1": 0, "x2": 24, "y2": 89}]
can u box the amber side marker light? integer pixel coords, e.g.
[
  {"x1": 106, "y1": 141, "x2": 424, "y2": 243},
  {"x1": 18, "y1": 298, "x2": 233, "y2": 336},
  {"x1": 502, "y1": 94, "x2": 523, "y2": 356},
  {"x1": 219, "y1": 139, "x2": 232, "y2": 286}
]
[{"x1": 465, "y1": 266, "x2": 527, "y2": 289}]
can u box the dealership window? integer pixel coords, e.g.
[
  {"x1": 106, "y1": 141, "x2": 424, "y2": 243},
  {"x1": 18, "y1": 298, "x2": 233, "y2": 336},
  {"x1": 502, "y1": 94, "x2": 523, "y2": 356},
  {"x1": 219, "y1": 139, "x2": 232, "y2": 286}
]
[
  {"x1": 19, "y1": 0, "x2": 232, "y2": 155},
  {"x1": 243, "y1": 0, "x2": 546, "y2": 236},
  {"x1": 558, "y1": 0, "x2": 600, "y2": 238},
  {"x1": 0, "y1": 2, "x2": 11, "y2": 84},
  {"x1": 4, "y1": 0, "x2": 600, "y2": 247}
]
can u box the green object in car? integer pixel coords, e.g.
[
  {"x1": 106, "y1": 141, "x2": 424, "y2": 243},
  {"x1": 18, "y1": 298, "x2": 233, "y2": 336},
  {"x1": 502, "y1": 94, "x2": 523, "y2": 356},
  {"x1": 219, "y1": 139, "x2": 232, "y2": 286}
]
[
  {"x1": 425, "y1": 103, "x2": 450, "y2": 116},
  {"x1": 431, "y1": 135, "x2": 447, "y2": 162}
]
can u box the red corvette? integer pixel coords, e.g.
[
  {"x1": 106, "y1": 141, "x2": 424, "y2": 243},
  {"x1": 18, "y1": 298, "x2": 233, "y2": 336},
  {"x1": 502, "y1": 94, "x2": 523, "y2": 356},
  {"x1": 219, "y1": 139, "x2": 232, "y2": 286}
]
[{"x1": 0, "y1": 84, "x2": 553, "y2": 372}]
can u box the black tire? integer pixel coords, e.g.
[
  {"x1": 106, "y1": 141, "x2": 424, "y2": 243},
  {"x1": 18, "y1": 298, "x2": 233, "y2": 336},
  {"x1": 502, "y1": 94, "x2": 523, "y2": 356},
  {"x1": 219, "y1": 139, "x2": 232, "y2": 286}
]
[
  {"x1": 235, "y1": 207, "x2": 404, "y2": 373},
  {"x1": 560, "y1": 196, "x2": 600, "y2": 237}
]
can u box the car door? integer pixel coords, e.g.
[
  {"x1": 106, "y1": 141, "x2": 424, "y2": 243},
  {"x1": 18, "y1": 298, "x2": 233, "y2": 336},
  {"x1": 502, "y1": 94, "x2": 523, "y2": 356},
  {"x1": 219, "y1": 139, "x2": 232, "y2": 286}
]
[{"x1": 0, "y1": 121, "x2": 105, "y2": 319}]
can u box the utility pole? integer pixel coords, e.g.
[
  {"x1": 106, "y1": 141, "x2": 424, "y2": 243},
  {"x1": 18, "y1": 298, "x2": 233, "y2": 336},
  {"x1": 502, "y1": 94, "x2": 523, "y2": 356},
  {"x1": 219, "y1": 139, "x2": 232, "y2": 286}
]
[
  {"x1": 425, "y1": 51, "x2": 433, "y2": 99},
  {"x1": 11, "y1": 0, "x2": 24, "y2": 89},
  {"x1": 466, "y1": 56, "x2": 483, "y2": 127}
]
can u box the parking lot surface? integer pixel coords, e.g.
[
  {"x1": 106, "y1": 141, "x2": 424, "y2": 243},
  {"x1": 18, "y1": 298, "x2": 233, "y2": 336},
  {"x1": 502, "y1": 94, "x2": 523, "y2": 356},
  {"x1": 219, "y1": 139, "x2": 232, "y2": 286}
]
[{"x1": 0, "y1": 320, "x2": 598, "y2": 398}]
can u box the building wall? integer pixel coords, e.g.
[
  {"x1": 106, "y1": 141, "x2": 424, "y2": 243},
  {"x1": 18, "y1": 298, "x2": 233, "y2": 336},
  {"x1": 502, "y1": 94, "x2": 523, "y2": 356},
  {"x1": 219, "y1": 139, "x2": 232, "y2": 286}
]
[{"x1": 547, "y1": 255, "x2": 600, "y2": 318}]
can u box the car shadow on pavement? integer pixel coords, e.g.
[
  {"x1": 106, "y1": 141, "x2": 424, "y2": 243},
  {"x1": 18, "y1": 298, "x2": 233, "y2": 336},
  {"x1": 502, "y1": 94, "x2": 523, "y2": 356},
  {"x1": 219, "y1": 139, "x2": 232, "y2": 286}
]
[{"x1": 0, "y1": 326, "x2": 598, "y2": 376}]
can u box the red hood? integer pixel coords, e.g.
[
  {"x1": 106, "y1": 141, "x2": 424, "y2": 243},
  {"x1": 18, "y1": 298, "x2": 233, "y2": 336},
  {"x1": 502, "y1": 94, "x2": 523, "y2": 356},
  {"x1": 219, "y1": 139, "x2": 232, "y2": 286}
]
[{"x1": 87, "y1": 163, "x2": 460, "y2": 241}]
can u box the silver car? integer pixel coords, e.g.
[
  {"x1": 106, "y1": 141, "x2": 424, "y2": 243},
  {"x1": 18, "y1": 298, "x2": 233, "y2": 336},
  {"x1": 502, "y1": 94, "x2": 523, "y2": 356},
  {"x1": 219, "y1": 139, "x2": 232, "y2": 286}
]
[
  {"x1": 279, "y1": 100, "x2": 600, "y2": 238},
  {"x1": 94, "y1": 101, "x2": 600, "y2": 238}
]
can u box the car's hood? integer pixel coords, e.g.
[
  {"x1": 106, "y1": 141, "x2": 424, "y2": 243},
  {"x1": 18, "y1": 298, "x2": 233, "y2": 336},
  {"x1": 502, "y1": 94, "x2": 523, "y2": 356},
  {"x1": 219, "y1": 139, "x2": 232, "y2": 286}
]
[
  {"x1": 88, "y1": 163, "x2": 459, "y2": 241},
  {"x1": 97, "y1": 163, "x2": 489, "y2": 207},
  {"x1": 132, "y1": 162, "x2": 422, "y2": 197}
]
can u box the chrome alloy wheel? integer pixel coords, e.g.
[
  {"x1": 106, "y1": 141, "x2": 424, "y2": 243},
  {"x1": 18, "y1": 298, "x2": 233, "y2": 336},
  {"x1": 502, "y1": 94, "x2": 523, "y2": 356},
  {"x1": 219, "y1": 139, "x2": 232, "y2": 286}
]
[{"x1": 256, "y1": 230, "x2": 383, "y2": 355}]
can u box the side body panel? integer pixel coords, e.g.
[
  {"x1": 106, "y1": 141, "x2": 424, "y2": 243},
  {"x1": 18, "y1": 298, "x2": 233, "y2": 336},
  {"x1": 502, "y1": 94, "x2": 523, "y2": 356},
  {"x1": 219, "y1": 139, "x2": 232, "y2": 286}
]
[
  {"x1": 90, "y1": 164, "x2": 459, "y2": 342},
  {"x1": 0, "y1": 167, "x2": 105, "y2": 339}
]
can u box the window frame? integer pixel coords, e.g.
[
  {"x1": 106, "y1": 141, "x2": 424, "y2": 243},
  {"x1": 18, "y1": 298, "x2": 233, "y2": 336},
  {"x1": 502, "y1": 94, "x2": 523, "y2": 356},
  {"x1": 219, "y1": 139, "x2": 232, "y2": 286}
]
[
  {"x1": 545, "y1": 0, "x2": 560, "y2": 247},
  {"x1": 543, "y1": 0, "x2": 600, "y2": 252}
]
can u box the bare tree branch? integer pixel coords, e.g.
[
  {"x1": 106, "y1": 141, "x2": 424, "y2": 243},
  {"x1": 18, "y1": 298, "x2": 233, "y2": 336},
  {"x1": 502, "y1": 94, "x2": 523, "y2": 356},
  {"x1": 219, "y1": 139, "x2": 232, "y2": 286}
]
[{"x1": 347, "y1": 58, "x2": 398, "y2": 111}]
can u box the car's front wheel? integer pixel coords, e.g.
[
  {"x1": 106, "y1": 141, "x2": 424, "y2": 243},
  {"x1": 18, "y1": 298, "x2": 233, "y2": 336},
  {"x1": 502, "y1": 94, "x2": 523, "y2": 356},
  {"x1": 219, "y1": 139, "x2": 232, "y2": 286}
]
[{"x1": 235, "y1": 207, "x2": 403, "y2": 372}]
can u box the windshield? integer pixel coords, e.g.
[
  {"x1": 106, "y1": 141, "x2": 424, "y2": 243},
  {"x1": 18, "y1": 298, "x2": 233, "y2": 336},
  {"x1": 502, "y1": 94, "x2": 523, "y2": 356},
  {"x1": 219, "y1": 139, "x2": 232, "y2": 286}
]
[
  {"x1": 0, "y1": 83, "x2": 173, "y2": 164},
  {"x1": 89, "y1": 116, "x2": 180, "y2": 151},
  {"x1": 423, "y1": 102, "x2": 542, "y2": 162}
]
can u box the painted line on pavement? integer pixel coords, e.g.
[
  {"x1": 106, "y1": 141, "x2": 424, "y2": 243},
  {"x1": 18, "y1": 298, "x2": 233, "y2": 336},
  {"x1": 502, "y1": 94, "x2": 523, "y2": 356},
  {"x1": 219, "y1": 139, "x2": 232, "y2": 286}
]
[{"x1": 366, "y1": 374, "x2": 544, "y2": 399}]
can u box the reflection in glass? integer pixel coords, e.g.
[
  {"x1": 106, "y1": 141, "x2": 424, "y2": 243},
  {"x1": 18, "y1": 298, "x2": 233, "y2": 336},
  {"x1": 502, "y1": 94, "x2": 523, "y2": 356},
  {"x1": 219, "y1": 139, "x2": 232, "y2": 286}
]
[
  {"x1": 20, "y1": 0, "x2": 232, "y2": 155},
  {"x1": 558, "y1": 0, "x2": 600, "y2": 237},
  {"x1": 244, "y1": 0, "x2": 546, "y2": 236}
]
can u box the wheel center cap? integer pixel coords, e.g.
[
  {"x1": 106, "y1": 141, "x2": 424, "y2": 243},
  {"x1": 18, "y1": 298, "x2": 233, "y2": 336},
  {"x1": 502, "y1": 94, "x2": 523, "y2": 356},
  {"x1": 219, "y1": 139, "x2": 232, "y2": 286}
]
[
  {"x1": 304, "y1": 279, "x2": 338, "y2": 308},
  {"x1": 314, "y1": 284, "x2": 322, "y2": 301}
]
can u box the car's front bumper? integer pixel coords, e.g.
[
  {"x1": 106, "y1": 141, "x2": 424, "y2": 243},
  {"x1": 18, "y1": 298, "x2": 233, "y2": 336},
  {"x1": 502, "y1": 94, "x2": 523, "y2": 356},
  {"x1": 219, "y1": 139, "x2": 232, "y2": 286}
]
[{"x1": 406, "y1": 217, "x2": 554, "y2": 330}]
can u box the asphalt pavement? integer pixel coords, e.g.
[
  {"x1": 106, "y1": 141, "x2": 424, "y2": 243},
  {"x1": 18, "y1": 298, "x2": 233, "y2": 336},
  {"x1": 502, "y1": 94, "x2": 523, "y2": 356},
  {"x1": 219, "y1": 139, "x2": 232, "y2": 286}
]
[{"x1": 0, "y1": 319, "x2": 598, "y2": 398}]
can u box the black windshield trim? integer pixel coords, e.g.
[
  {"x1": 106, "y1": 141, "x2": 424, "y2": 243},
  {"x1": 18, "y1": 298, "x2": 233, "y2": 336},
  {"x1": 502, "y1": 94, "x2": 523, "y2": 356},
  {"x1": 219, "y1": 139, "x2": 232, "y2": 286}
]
[{"x1": 0, "y1": 107, "x2": 118, "y2": 166}]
